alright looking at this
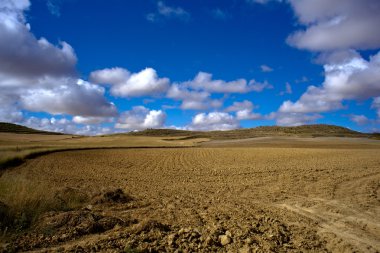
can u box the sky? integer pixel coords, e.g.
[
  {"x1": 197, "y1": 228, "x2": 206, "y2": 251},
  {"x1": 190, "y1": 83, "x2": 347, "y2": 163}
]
[{"x1": 1, "y1": 0, "x2": 380, "y2": 135}]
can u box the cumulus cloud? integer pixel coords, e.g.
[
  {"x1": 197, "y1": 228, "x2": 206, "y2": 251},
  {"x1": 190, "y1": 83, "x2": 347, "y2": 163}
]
[
  {"x1": 276, "y1": 1, "x2": 380, "y2": 128},
  {"x1": 90, "y1": 67, "x2": 170, "y2": 97},
  {"x1": 225, "y1": 100, "x2": 261, "y2": 120},
  {"x1": 287, "y1": 0, "x2": 380, "y2": 51},
  {"x1": 184, "y1": 72, "x2": 272, "y2": 93},
  {"x1": 115, "y1": 106, "x2": 166, "y2": 131},
  {"x1": 188, "y1": 112, "x2": 239, "y2": 131},
  {"x1": 23, "y1": 116, "x2": 114, "y2": 135},
  {"x1": 279, "y1": 51, "x2": 380, "y2": 114},
  {"x1": 248, "y1": 80, "x2": 273, "y2": 92},
  {"x1": 349, "y1": 114, "x2": 370, "y2": 125},
  {"x1": 167, "y1": 84, "x2": 222, "y2": 110},
  {"x1": 372, "y1": 97, "x2": 380, "y2": 118},
  {"x1": 146, "y1": 1, "x2": 190, "y2": 22},
  {"x1": 165, "y1": 72, "x2": 271, "y2": 111},
  {"x1": 236, "y1": 109, "x2": 262, "y2": 120},
  {"x1": 0, "y1": 5, "x2": 77, "y2": 78},
  {"x1": 0, "y1": 0, "x2": 117, "y2": 121},
  {"x1": 272, "y1": 112, "x2": 322, "y2": 126},
  {"x1": 226, "y1": 100, "x2": 255, "y2": 112},
  {"x1": 20, "y1": 79, "x2": 117, "y2": 117},
  {"x1": 72, "y1": 115, "x2": 113, "y2": 125}
]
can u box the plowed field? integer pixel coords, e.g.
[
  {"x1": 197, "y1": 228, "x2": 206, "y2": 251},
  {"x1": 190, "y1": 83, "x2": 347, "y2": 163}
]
[{"x1": 1, "y1": 140, "x2": 380, "y2": 252}]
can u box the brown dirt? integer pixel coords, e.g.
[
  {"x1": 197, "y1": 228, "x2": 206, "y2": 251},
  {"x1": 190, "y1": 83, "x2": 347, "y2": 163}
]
[{"x1": 0, "y1": 141, "x2": 380, "y2": 252}]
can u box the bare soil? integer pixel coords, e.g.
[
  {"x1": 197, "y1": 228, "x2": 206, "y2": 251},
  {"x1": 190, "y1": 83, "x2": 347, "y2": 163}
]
[{"x1": 1, "y1": 138, "x2": 380, "y2": 252}]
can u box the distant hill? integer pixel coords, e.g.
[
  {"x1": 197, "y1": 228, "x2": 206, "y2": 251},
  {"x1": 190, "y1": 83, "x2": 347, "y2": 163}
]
[
  {"x1": 129, "y1": 124, "x2": 369, "y2": 139},
  {"x1": 127, "y1": 128, "x2": 202, "y2": 137},
  {"x1": 0, "y1": 122, "x2": 373, "y2": 139},
  {"x1": 0, "y1": 122, "x2": 63, "y2": 135}
]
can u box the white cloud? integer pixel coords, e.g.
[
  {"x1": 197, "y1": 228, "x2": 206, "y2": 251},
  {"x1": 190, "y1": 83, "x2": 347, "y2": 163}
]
[
  {"x1": 279, "y1": 51, "x2": 380, "y2": 114},
  {"x1": 0, "y1": 0, "x2": 30, "y2": 10},
  {"x1": 188, "y1": 112, "x2": 239, "y2": 131},
  {"x1": 115, "y1": 106, "x2": 166, "y2": 131},
  {"x1": 90, "y1": 67, "x2": 170, "y2": 97},
  {"x1": 20, "y1": 79, "x2": 117, "y2": 117},
  {"x1": 185, "y1": 72, "x2": 272, "y2": 93},
  {"x1": 236, "y1": 109, "x2": 262, "y2": 120},
  {"x1": 349, "y1": 114, "x2": 370, "y2": 125},
  {"x1": 0, "y1": 11, "x2": 77, "y2": 78},
  {"x1": 167, "y1": 84, "x2": 222, "y2": 110},
  {"x1": 371, "y1": 97, "x2": 380, "y2": 118},
  {"x1": 272, "y1": 112, "x2": 322, "y2": 126},
  {"x1": 72, "y1": 115, "x2": 113, "y2": 125},
  {"x1": 23, "y1": 116, "x2": 114, "y2": 135},
  {"x1": 226, "y1": 100, "x2": 255, "y2": 112},
  {"x1": 90, "y1": 67, "x2": 130, "y2": 85},
  {"x1": 225, "y1": 100, "x2": 262, "y2": 120},
  {"x1": 0, "y1": 0, "x2": 117, "y2": 120},
  {"x1": 146, "y1": 1, "x2": 190, "y2": 22},
  {"x1": 287, "y1": 0, "x2": 380, "y2": 51},
  {"x1": 277, "y1": 1, "x2": 380, "y2": 128},
  {"x1": 248, "y1": 80, "x2": 273, "y2": 92},
  {"x1": 165, "y1": 72, "x2": 271, "y2": 111},
  {"x1": 260, "y1": 64, "x2": 273, "y2": 72}
]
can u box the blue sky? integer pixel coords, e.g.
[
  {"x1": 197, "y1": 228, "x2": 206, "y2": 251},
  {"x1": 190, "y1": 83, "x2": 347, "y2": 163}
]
[{"x1": 1, "y1": 0, "x2": 380, "y2": 134}]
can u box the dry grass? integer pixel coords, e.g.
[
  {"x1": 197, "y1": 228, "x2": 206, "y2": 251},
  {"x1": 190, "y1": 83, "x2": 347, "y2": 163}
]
[{"x1": 0, "y1": 172, "x2": 90, "y2": 230}]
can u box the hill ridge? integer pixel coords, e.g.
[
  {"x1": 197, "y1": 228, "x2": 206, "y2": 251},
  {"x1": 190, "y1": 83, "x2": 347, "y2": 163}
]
[
  {"x1": 127, "y1": 124, "x2": 367, "y2": 139},
  {"x1": 0, "y1": 122, "x2": 63, "y2": 135},
  {"x1": 1, "y1": 122, "x2": 373, "y2": 139}
]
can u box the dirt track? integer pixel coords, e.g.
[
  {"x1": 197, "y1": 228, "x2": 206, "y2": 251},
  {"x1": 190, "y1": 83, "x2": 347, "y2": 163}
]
[{"x1": 1, "y1": 143, "x2": 380, "y2": 252}]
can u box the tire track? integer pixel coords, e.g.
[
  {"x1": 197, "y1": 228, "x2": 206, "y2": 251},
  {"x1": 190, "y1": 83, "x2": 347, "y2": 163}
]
[{"x1": 279, "y1": 201, "x2": 380, "y2": 253}]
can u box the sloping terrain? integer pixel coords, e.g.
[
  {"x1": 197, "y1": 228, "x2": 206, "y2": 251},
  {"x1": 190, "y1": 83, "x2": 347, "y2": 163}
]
[
  {"x1": 128, "y1": 124, "x2": 368, "y2": 139},
  {"x1": 0, "y1": 123, "x2": 63, "y2": 135},
  {"x1": 0, "y1": 122, "x2": 371, "y2": 139}
]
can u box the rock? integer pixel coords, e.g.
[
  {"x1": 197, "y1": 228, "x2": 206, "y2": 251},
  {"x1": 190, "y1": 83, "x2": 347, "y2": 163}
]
[
  {"x1": 204, "y1": 236, "x2": 214, "y2": 246},
  {"x1": 245, "y1": 238, "x2": 253, "y2": 245},
  {"x1": 239, "y1": 245, "x2": 252, "y2": 253},
  {"x1": 219, "y1": 235, "x2": 231, "y2": 246}
]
